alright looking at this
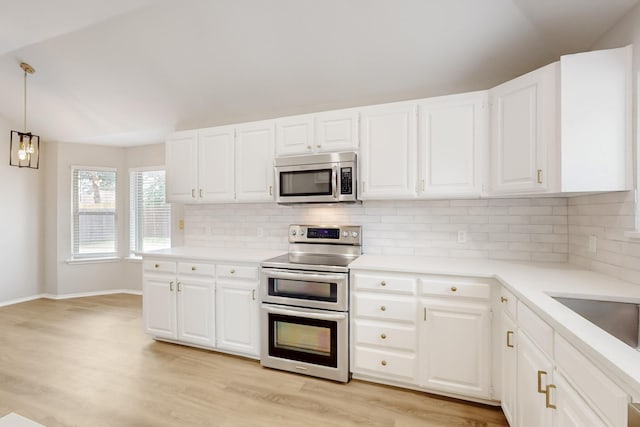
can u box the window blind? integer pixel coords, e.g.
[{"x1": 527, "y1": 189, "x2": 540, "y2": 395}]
[
  {"x1": 129, "y1": 169, "x2": 171, "y2": 255},
  {"x1": 72, "y1": 168, "x2": 117, "y2": 257}
]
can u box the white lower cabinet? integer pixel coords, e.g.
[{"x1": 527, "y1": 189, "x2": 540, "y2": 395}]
[
  {"x1": 516, "y1": 332, "x2": 554, "y2": 427},
  {"x1": 143, "y1": 258, "x2": 260, "y2": 359},
  {"x1": 553, "y1": 373, "x2": 605, "y2": 427},
  {"x1": 501, "y1": 311, "x2": 517, "y2": 426}
]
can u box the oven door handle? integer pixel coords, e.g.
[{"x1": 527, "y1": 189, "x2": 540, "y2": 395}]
[
  {"x1": 264, "y1": 269, "x2": 346, "y2": 283},
  {"x1": 264, "y1": 306, "x2": 347, "y2": 321}
]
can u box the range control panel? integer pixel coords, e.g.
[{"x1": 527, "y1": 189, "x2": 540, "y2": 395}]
[{"x1": 288, "y1": 225, "x2": 361, "y2": 245}]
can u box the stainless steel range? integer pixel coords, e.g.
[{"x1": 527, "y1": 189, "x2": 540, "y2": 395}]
[{"x1": 260, "y1": 224, "x2": 362, "y2": 383}]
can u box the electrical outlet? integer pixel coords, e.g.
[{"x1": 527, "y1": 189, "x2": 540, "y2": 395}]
[
  {"x1": 257, "y1": 227, "x2": 264, "y2": 237},
  {"x1": 457, "y1": 230, "x2": 467, "y2": 243},
  {"x1": 588, "y1": 235, "x2": 597, "y2": 253}
]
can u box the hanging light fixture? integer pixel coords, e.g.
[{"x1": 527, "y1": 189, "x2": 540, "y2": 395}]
[{"x1": 9, "y1": 62, "x2": 39, "y2": 169}]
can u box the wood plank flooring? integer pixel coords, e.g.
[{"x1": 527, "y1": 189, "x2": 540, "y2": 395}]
[{"x1": 0, "y1": 294, "x2": 508, "y2": 426}]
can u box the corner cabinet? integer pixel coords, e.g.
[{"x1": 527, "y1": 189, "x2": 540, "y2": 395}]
[
  {"x1": 359, "y1": 102, "x2": 418, "y2": 200},
  {"x1": 143, "y1": 258, "x2": 261, "y2": 359},
  {"x1": 351, "y1": 270, "x2": 496, "y2": 402},
  {"x1": 490, "y1": 45, "x2": 632, "y2": 195}
]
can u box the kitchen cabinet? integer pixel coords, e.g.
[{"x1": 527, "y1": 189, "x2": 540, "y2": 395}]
[
  {"x1": 516, "y1": 332, "x2": 554, "y2": 427},
  {"x1": 417, "y1": 91, "x2": 487, "y2": 198},
  {"x1": 490, "y1": 45, "x2": 632, "y2": 195},
  {"x1": 215, "y1": 264, "x2": 260, "y2": 357},
  {"x1": 359, "y1": 101, "x2": 417, "y2": 200},
  {"x1": 553, "y1": 373, "x2": 606, "y2": 427},
  {"x1": 275, "y1": 109, "x2": 359, "y2": 156},
  {"x1": 143, "y1": 260, "x2": 214, "y2": 347},
  {"x1": 419, "y1": 278, "x2": 492, "y2": 399},
  {"x1": 501, "y1": 311, "x2": 517, "y2": 426},
  {"x1": 235, "y1": 120, "x2": 275, "y2": 202},
  {"x1": 165, "y1": 130, "x2": 199, "y2": 203}
]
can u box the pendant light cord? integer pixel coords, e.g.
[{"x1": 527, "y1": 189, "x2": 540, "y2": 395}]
[{"x1": 23, "y1": 69, "x2": 27, "y2": 132}]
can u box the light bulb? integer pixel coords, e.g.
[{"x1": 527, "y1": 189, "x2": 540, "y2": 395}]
[
  {"x1": 18, "y1": 149, "x2": 27, "y2": 161},
  {"x1": 26, "y1": 140, "x2": 34, "y2": 154}
]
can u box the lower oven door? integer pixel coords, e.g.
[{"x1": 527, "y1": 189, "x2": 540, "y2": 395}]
[
  {"x1": 261, "y1": 268, "x2": 348, "y2": 311},
  {"x1": 260, "y1": 303, "x2": 349, "y2": 382}
]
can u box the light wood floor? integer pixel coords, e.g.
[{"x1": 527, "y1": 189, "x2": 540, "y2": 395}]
[{"x1": 0, "y1": 294, "x2": 508, "y2": 427}]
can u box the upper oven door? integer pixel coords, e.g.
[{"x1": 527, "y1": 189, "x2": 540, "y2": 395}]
[
  {"x1": 275, "y1": 162, "x2": 356, "y2": 204},
  {"x1": 261, "y1": 268, "x2": 348, "y2": 311}
]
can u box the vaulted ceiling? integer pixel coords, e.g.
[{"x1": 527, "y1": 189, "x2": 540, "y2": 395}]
[{"x1": 0, "y1": 0, "x2": 637, "y2": 146}]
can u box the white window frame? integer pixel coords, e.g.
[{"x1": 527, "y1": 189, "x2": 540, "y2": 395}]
[
  {"x1": 70, "y1": 165, "x2": 119, "y2": 261},
  {"x1": 129, "y1": 166, "x2": 171, "y2": 257}
]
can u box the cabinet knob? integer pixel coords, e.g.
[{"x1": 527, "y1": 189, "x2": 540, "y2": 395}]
[
  {"x1": 450, "y1": 286, "x2": 457, "y2": 292},
  {"x1": 380, "y1": 333, "x2": 387, "y2": 340},
  {"x1": 381, "y1": 360, "x2": 387, "y2": 366},
  {"x1": 306, "y1": 145, "x2": 311, "y2": 150},
  {"x1": 191, "y1": 266, "x2": 197, "y2": 271},
  {"x1": 380, "y1": 281, "x2": 386, "y2": 287},
  {"x1": 230, "y1": 269, "x2": 235, "y2": 274},
  {"x1": 154, "y1": 264, "x2": 159, "y2": 268},
  {"x1": 316, "y1": 144, "x2": 321, "y2": 148},
  {"x1": 500, "y1": 296, "x2": 508, "y2": 303},
  {"x1": 380, "y1": 306, "x2": 386, "y2": 312}
]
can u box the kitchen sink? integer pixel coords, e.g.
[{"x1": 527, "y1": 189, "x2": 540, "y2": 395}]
[{"x1": 552, "y1": 296, "x2": 640, "y2": 351}]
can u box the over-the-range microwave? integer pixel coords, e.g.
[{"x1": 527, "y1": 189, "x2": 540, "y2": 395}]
[{"x1": 274, "y1": 152, "x2": 357, "y2": 204}]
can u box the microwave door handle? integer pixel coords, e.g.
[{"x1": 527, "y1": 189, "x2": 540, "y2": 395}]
[
  {"x1": 265, "y1": 306, "x2": 347, "y2": 321},
  {"x1": 332, "y1": 166, "x2": 338, "y2": 199},
  {"x1": 266, "y1": 270, "x2": 346, "y2": 283}
]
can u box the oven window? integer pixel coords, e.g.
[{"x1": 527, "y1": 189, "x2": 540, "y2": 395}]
[
  {"x1": 280, "y1": 169, "x2": 332, "y2": 197},
  {"x1": 269, "y1": 278, "x2": 337, "y2": 302},
  {"x1": 268, "y1": 313, "x2": 338, "y2": 367}
]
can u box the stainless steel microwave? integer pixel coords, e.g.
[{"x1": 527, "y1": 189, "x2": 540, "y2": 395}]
[{"x1": 274, "y1": 152, "x2": 357, "y2": 204}]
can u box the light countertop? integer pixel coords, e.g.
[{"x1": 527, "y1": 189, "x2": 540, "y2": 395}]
[
  {"x1": 350, "y1": 255, "x2": 640, "y2": 399},
  {"x1": 138, "y1": 246, "x2": 285, "y2": 264}
]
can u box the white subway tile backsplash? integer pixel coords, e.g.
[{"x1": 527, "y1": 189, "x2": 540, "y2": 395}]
[{"x1": 184, "y1": 198, "x2": 569, "y2": 262}]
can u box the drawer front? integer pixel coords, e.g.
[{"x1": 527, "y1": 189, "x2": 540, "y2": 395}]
[
  {"x1": 143, "y1": 260, "x2": 176, "y2": 274},
  {"x1": 498, "y1": 287, "x2": 517, "y2": 318},
  {"x1": 353, "y1": 320, "x2": 417, "y2": 351},
  {"x1": 555, "y1": 334, "x2": 628, "y2": 427},
  {"x1": 177, "y1": 262, "x2": 215, "y2": 277},
  {"x1": 353, "y1": 294, "x2": 416, "y2": 323},
  {"x1": 420, "y1": 278, "x2": 490, "y2": 300},
  {"x1": 518, "y1": 301, "x2": 553, "y2": 357},
  {"x1": 217, "y1": 264, "x2": 258, "y2": 280},
  {"x1": 353, "y1": 273, "x2": 417, "y2": 295},
  {"x1": 353, "y1": 346, "x2": 417, "y2": 382}
]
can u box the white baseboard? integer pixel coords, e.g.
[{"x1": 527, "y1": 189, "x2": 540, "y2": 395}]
[{"x1": 0, "y1": 289, "x2": 141, "y2": 307}]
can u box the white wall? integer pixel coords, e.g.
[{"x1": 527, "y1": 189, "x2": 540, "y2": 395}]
[
  {"x1": 184, "y1": 198, "x2": 569, "y2": 262},
  {"x1": 0, "y1": 116, "x2": 44, "y2": 303}
]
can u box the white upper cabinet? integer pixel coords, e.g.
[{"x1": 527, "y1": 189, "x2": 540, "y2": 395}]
[
  {"x1": 198, "y1": 126, "x2": 235, "y2": 202},
  {"x1": 490, "y1": 45, "x2": 632, "y2": 195},
  {"x1": 417, "y1": 91, "x2": 487, "y2": 198},
  {"x1": 360, "y1": 101, "x2": 417, "y2": 200},
  {"x1": 166, "y1": 130, "x2": 199, "y2": 203},
  {"x1": 275, "y1": 109, "x2": 359, "y2": 156},
  {"x1": 235, "y1": 120, "x2": 275, "y2": 202}
]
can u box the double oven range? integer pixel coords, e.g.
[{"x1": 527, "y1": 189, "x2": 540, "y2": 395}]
[{"x1": 260, "y1": 225, "x2": 362, "y2": 383}]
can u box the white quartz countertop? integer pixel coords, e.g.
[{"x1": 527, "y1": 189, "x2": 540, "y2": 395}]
[
  {"x1": 138, "y1": 246, "x2": 286, "y2": 264},
  {"x1": 350, "y1": 254, "x2": 640, "y2": 398}
]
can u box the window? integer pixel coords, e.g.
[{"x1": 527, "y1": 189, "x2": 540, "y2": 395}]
[
  {"x1": 129, "y1": 168, "x2": 171, "y2": 255},
  {"x1": 72, "y1": 167, "x2": 118, "y2": 258}
]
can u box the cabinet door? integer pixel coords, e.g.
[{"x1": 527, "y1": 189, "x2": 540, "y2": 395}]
[
  {"x1": 276, "y1": 114, "x2": 314, "y2": 156},
  {"x1": 165, "y1": 131, "x2": 199, "y2": 202},
  {"x1": 490, "y1": 63, "x2": 557, "y2": 195},
  {"x1": 143, "y1": 275, "x2": 177, "y2": 339},
  {"x1": 197, "y1": 126, "x2": 235, "y2": 202},
  {"x1": 517, "y1": 332, "x2": 554, "y2": 427},
  {"x1": 216, "y1": 280, "x2": 259, "y2": 357},
  {"x1": 235, "y1": 121, "x2": 275, "y2": 202},
  {"x1": 553, "y1": 373, "x2": 606, "y2": 427},
  {"x1": 501, "y1": 312, "x2": 517, "y2": 426},
  {"x1": 314, "y1": 109, "x2": 359, "y2": 153},
  {"x1": 176, "y1": 276, "x2": 214, "y2": 347},
  {"x1": 419, "y1": 299, "x2": 491, "y2": 398},
  {"x1": 360, "y1": 102, "x2": 417, "y2": 199},
  {"x1": 418, "y1": 92, "x2": 486, "y2": 197}
]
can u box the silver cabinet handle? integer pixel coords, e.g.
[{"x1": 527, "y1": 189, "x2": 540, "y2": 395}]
[
  {"x1": 269, "y1": 185, "x2": 273, "y2": 196},
  {"x1": 191, "y1": 189, "x2": 195, "y2": 198},
  {"x1": 252, "y1": 289, "x2": 256, "y2": 300},
  {"x1": 177, "y1": 281, "x2": 182, "y2": 292},
  {"x1": 199, "y1": 189, "x2": 203, "y2": 198},
  {"x1": 169, "y1": 281, "x2": 174, "y2": 291}
]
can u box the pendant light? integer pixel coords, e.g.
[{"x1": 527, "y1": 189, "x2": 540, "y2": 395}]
[{"x1": 9, "y1": 62, "x2": 39, "y2": 169}]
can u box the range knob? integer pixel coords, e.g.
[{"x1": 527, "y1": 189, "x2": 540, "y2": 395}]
[
  {"x1": 299, "y1": 230, "x2": 305, "y2": 236},
  {"x1": 342, "y1": 231, "x2": 349, "y2": 237},
  {"x1": 351, "y1": 231, "x2": 359, "y2": 238},
  {"x1": 291, "y1": 230, "x2": 297, "y2": 236}
]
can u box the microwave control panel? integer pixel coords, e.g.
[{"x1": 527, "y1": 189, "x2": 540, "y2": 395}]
[{"x1": 340, "y1": 167, "x2": 353, "y2": 195}]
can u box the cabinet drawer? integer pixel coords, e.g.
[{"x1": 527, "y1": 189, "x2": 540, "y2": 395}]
[
  {"x1": 353, "y1": 320, "x2": 417, "y2": 351},
  {"x1": 498, "y1": 287, "x2": 517, "y2": 318},
  {"x1": 555, "y1": 334, "x2": 628, "y2": 427},
  {"x1": 177, "y1": 262, "x2": 215, "y2": 277},
  {"x1": 518, "y1": 301, "x2": 553, "y2": 357},
  {"x1": 353, "y1": 294, "x2": 416, "y2": 323},
  {"x1": 217, "y1": 264, "x2": 258, "y2": 280},
  {"x1": 353, "y1": 346, "x2": 417, "y2": 382},
  {"x1": 143, "y1": 260, "x2": 176, "y2": 274},
  {"x1": 420, "y1": 278, "x2": 490, "y2": 300},
  {"x1": 353, "y1": 273, "x2": 417, "y2": 295}
]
